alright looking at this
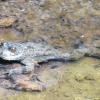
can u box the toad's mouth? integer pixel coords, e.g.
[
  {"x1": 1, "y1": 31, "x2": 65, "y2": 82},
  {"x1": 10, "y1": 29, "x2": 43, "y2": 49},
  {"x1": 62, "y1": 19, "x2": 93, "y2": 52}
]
[{"x1": 1, "y1": 51, "x2": 23, "y2": 60}]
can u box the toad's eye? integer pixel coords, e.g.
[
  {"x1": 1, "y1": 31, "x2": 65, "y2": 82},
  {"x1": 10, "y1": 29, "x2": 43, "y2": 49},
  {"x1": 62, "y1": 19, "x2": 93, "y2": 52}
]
[{"x1": 9, "y1": 47, "x2": 16, "y2": 53}]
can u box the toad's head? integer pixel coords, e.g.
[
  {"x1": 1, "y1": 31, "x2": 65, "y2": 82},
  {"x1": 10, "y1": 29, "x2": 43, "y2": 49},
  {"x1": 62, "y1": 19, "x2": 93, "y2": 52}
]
[{"x1": 0, "y1": 42, "x2": 25, "y2": 60}]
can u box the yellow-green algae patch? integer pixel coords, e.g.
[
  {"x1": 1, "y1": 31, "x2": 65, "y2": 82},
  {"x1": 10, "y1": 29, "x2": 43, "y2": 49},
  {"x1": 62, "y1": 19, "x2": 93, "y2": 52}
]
[{"x1": 6, "y1": 58, "x2": 100, "y2": 100}]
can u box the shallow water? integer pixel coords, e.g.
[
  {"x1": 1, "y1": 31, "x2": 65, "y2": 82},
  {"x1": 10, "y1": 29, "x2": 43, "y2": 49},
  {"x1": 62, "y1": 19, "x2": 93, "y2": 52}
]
[{"x1": 6, "y1": 57, "x2": 100, "y2": 100}]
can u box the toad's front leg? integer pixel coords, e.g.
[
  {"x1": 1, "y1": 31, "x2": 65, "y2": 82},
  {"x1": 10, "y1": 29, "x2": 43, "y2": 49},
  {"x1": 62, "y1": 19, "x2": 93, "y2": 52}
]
[
  {"x1": 8, "y1": 58, "x2": 38, "y2": 77},
  {"x1": 7, "y1": 59, "x2": 45, "y2": 91}
]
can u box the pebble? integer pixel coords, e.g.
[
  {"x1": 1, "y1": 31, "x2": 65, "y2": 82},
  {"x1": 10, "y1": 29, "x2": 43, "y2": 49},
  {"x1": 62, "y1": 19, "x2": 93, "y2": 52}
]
[{"x1": 0, "y1": 17, "x2": 16, "y2": 27}]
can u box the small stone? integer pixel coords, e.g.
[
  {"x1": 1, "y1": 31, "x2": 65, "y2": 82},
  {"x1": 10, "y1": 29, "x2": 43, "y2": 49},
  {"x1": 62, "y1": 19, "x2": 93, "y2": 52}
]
[
  {"x1": 0, "y1": 17, "x2": 16, "y2": 27},
  {"x1": 84, "y1": 74, "x2": 95, "y2": 80},
  {"x1": 40, "y1": 12, "x2": 50, "y2": 20},
  {"x1": 75, "y1": 73, "x2": 85, "y2": 81}
]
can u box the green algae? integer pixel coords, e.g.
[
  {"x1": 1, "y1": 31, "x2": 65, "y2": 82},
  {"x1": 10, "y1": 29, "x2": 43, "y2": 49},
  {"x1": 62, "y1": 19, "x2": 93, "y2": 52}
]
[{"x1": 7, "y1": 57, "x2": 100, "y2": 100}]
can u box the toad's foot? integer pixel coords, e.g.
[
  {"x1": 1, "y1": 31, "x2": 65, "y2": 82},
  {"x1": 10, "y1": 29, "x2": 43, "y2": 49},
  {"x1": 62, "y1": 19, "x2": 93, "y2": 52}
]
[
  {"x1": 7, "y1": 74, "x2": 46, "y2": 92},
  {"x1": 11, "y1": 80, "x2": 46, "y2": 92}
]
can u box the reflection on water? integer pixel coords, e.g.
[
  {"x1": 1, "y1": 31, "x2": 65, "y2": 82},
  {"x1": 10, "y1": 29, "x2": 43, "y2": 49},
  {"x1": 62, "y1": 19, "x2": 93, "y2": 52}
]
[{"x1": 7, "y1": 57, "x2": 100, "y2": 100}]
